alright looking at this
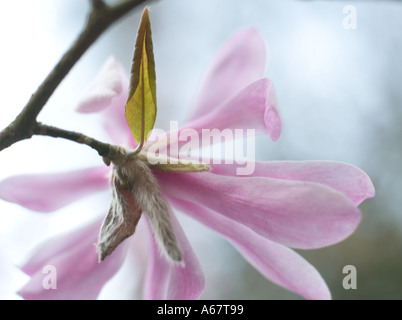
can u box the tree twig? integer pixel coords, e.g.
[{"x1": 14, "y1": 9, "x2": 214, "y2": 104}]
[
  {"x1": 33, "y1": 123, "x2": 126, "y2": 164},
  {"x1": 91, "y1": 0, "x2": 106, "y2": 10},
  {"x1": 0, "y1": 0, "x2": 149, "y2": 152}
]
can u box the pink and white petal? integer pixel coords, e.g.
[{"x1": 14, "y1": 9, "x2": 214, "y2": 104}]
[
  {"x1": 188, "y1": 28, "x2": 266, "y2": 121},
  {"x1": 102, "y1": 81, "x2": 135, "y2": 147},
  {"x1": 0, "y1": 167, "x2": 110, "y2": 212},
  {"x1": 181, "y1": 78, "x2": 281, "y2": 143},
  {"x1": 76, "y1": 57, "x2": 126, "y2": 113},
  {"x1": 144, "y1": 78, "x2": 281, "y2": 155},
  {"x1": 103, "y1": 107, "x2": 135, "y2": 147},
  {"x1": 210, "y1": 161, "x2": 375, "y2": 206},
  {"x1": 168, "y1": 196, "x2": 331, "y2": 300},
  {"x1": 155, "y1": 170, "x2": 361, "y2": 250},
  {"x1": 19, "y1": 217, "x2": 128, "y2": 300},
  {"x1": 142, "y1": 222, "x2": 170, "y2": 300},
  {"x1": 143, "y1": 205, "x2": 204, "y2": 300},
  {"x1": 21, "y1": 217, "x2": 103, "y2": 276},
  {"x1": 75, "y1": 56, "x2": 133, "y2": 146}
]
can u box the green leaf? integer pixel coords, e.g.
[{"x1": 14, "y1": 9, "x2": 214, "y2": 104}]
[{"x1": 125, "y1": 7, "x2": 157, "y2": 145}]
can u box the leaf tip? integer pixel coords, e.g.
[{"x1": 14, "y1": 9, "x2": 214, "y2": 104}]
[{"x1": 142, "y1": 6, "x2": 150, "y2": 18}]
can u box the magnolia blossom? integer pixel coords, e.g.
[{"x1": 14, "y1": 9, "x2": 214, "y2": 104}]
[{"x1": 0, "y1": 28, "x2": 374, "y2": 300}]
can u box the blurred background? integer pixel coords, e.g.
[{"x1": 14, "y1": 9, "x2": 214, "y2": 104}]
[{"x1": 0, "y1": 0, "x2": 401, "y2": 299}]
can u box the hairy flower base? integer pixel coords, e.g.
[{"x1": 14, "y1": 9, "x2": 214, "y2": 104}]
[
  {"x1": 98, "y1": 149, "x2": 211, "y2": 262},
  {"x1": 99, "y1": 157, "x2": 183, "y2": 264}
]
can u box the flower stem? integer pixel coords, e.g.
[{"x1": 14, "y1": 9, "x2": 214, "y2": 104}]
[{"x1": 34, "y1": 123, "x2": 125, "y2": 164}]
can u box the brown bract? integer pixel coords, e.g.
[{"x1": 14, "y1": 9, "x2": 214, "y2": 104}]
[
  {"x1": 97, "y1": 157, "x2": 183, "y2": 264},
  {"x1": 97, "y1": 170, "x2": 142, "y2": 262}
]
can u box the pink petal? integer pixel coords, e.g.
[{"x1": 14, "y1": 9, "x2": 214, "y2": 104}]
[
  {"x1": 155, "y1": 170, "x2": 361, "y2": 249},
  {"x1": 75, "y1": 56, "x2": 133, "y2": 146},
  {"x1": 0, "y1": 167, "x2": 110, "y2": 212},
  {"x1": 144, "y1": 78, "x2": 281, "y2": 156},
  {"x1": 76, "y1": 57, "x2": 126, "y2": 113},
  {"x1": 188, "y1": 28, "x2": 266, "y2": 121},
  {"x1": 143, "y1": 204, "x2": 204, "y2": 300},
  {"x1": 181, "y1": 78, "x2": 281, "y2": 142},
  {"x1": 210, "y1": 161, "x2": 375, "y2": 206},
  {"x1": 19, "y1": 217, "x2": 128, "y2": 300},
  {"x1": 102, "y1": 87, "x2": 134, "y2": 146},
  {"x1": 168, "y1": 196, "x2": 331, "y2": 300}
]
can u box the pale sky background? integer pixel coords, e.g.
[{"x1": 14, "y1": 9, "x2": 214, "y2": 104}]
[{"x1": 0, "y1": 0, "x2": 401, "y2": 299}]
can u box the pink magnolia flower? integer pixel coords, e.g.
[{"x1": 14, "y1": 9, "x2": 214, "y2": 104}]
[{"x1": 0, "y1": 28, "x2": 374, "y2": 300}]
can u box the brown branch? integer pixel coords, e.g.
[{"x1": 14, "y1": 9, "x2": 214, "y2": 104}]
[
  {"x1": 90, "y1": 0, "x2": 106, "y2": 10},
  {"x1": 34, "y1": 123, "x2": 126, "y2": 164},
  {"x1": 0, "y1": 0, "x2": 150, "y2": 152}
]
